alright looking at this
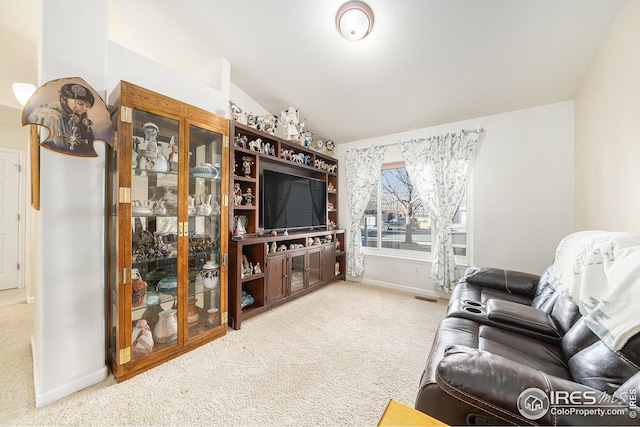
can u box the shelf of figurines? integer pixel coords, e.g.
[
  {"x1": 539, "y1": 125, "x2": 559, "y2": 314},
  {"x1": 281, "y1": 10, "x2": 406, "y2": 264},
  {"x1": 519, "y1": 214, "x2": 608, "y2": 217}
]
[
  {"x1": 232, "y1": 121, "x2": 338, "y2": 176},
  {"x1": 232, "y1": 228, "x2": 344, "y2": 245}
]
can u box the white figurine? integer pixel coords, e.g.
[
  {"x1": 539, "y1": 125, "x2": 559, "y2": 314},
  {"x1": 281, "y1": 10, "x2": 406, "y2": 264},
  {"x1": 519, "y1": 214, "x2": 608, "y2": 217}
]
[{"x1": 280, "y1": 107, "x2": 305, "y2": 141}]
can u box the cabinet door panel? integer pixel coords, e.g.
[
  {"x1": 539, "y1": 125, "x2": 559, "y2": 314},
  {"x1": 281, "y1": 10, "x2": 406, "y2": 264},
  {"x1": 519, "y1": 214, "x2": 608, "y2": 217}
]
[
  {"x1": 266, "y1": 254, "x2": 287, "y2": 303},
  {"x1": 186, "y1": 123, "x2": 224, "y2": 340},
  {"x1": 307, "y1": 249, "x2": 322, "y2": 287},
  {"x1": 290, "y1": 253, "x2": 306, "y2": 293},
  {"x1": 321, "y1": 244, "x2": 336, "y2": 281},
  {"x1": 130, "y1": 109, "x2": 180, "y2": 360}
]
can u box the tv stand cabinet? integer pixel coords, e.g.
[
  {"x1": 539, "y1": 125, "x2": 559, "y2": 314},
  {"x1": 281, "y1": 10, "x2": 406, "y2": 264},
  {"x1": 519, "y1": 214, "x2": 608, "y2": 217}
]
[
  {"x1": 228, "y1": 120, "x2": 345, "y2": 329},
  {"x1": 228, "y1": 230, "x2": 345, "y2": 329}
]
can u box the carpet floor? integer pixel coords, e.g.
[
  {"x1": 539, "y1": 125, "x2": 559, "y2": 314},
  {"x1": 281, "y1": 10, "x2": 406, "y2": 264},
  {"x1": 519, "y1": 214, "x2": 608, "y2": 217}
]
[{"x1": 1, "y1": 281, "x2": 447, "y2": 426}]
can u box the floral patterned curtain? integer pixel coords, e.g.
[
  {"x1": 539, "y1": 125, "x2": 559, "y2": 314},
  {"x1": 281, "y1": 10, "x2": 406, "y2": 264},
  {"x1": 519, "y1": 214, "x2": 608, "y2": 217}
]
[
  {"x1": 345, "y1": 146, "x2": 386, "y2": 276},
  {"x1": 399, "y1": 129, "x2": 483, "y2": 291}
]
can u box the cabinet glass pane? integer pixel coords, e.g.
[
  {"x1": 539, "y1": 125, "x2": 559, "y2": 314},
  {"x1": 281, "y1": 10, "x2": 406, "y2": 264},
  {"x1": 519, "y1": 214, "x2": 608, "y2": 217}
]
[
  {"x1": 188, "y1": 124, "x2": 222, "y2": 339},
  {"x1": 308, "y1": 250, "x2": 321, "y2": 285},
  {"x1": 130, "y1": 110, "x2": 180, "y2": 360},
  {"x1": 290, "y1": 253, "x2": 305, "y2": 293}
]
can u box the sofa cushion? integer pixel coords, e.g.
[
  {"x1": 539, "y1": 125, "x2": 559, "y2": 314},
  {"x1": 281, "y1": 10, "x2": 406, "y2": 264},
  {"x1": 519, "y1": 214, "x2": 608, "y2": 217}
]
[
  {"x1": 477, "y1": 322, "x2": 570, "y2": 379},
  {"x1": 549, "y1": 292, "x2": 581, "y2": 334},
  {"x1": 563, "y1": 319, "x2": 640, "y2": 394},
  {"x1": 419, "y1": 318, "x2": 571, "y2": 387}
]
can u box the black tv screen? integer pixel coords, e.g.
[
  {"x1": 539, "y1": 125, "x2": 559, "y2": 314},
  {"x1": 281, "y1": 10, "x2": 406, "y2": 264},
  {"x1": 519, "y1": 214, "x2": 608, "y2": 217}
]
[{"x1": 262, "y1": 169, "x2": 327, "y2": 231}]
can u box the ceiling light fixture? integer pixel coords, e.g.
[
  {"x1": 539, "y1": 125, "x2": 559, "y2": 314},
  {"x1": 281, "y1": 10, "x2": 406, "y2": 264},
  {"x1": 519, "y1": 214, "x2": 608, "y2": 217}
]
[
  {"x1": 336, "y1": 1, "x2": 374, "y2": 41},
  {"x1": 12, "y1": 82, "x2": 36, "y2": 107}
]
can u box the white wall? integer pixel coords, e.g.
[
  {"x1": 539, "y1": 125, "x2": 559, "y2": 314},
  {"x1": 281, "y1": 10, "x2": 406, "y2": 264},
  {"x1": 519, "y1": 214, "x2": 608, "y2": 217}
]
[
  {"x1": 334, "y1": 101, "x2": 574, "y2": 298},
  {"x1": 107, "y1": 42, "x2": 229, "y2": 117},
  {"x1": 0, "y1": 106, "x2": 29, "y2": 151},
  {"x1": 574, "y1": 0, "x2": 640, "y2": 232},
  {"x1": 33, "y1": 0, "x2": 109, "y2": 407}
]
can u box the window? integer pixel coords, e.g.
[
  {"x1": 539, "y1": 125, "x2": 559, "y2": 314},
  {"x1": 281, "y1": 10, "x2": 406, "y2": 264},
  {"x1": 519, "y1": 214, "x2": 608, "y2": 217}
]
[{"x1": 360, "y1": 161, "x2": 468, "y2": 260}]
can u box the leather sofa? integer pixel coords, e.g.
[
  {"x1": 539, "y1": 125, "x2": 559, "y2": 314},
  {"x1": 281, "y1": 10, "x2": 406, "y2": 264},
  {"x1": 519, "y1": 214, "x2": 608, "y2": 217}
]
[{"x1": 415, "y1": 266, "x2": 640, "y2": 425}]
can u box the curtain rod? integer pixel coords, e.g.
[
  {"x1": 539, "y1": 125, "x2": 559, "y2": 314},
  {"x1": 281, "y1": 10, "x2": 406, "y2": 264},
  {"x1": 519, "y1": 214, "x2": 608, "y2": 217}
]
[{"x1": 368, "y1": 127, "x2": 485, "y2": 148}]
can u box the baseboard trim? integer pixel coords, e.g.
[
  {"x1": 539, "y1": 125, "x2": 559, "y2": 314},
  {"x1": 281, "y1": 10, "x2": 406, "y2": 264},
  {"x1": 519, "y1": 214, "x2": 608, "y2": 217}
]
[
  {"x1": 348, "y1": 277, "x2": 450, "y2": 301},
  {"x1": 31, "y1": 335, "x2": 108, "y2": 408}
]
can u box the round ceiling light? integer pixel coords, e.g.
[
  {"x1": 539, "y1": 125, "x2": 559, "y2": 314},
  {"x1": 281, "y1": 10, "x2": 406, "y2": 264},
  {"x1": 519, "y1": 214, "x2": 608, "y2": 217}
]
[{"x1": 336, "y1": 1, "x2": 374, "y2": 41}]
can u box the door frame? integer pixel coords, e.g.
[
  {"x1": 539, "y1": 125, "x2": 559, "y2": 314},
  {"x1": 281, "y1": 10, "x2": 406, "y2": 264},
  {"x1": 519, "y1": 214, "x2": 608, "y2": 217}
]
[{"x1": 0, "y1": 147, "x2": 27, "y2": 291}]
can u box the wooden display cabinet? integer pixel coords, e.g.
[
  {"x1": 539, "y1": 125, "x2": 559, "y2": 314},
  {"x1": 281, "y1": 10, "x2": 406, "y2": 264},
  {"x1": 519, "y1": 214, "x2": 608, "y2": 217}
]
[
  {"x1": 228, "y1": 120, "x2": 346, "y2": 330},
  {"x1": 107, "y1": 81, "x2": 229, "y2": 381}
]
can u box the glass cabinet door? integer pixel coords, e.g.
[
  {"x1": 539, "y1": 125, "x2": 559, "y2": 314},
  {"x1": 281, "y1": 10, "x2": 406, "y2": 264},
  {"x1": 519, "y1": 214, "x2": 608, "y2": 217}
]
[
  {"x1": 290, "y1": 253, "x2": 306, "y2": 294},
  {"x1": 307, "y1": 249, "x2": 322, "y2": 287},
  {"x1": 130, "y1": 110, "x2": 181, "y2": 360},
  {"x1": 187, "y1": 124, "x2": 223, "y2": 339}
]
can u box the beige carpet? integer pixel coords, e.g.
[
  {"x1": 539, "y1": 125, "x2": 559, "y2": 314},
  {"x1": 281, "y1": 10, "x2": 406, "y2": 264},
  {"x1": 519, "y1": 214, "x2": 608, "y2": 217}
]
[{"x1": 1, "y1": 281, "x2": 447, "y2": 426}]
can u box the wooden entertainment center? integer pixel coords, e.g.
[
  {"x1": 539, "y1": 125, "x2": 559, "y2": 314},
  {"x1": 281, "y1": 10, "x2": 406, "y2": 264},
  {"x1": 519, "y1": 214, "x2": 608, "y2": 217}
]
[{"x1": 228, "y1": 121, "x2": 346, "y2": 329}]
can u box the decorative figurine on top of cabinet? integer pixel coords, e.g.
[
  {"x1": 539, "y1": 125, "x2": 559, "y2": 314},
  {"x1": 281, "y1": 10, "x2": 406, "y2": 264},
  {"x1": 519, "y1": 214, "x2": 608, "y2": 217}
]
[
  {"x1": 246, "y1": 112, "x2": 259, "y2": 129},
  {"x1": 258, "y1": 114, "x2": 278, "y2": 135},
  {"x1": 299, "y1": 131, "x2": 313, "y2": 148},
  {"x1": 325, "y1": 140, "x2": 335, "y2": 156},
  {"x1": 280, "y1": 107, "x2": 305, "y2": 141},
  {"x1": 242, "y1": 156, "x2": 254, "y2": 177},
  {"x1": 229, "y1": 101, "x2": 243, "y2": 122}
]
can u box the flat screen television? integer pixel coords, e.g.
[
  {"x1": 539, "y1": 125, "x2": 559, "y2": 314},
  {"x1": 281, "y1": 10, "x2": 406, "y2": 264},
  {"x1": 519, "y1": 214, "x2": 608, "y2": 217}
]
[{"x1": 262, "y1": 169, "x2": 327, "y2": 231}]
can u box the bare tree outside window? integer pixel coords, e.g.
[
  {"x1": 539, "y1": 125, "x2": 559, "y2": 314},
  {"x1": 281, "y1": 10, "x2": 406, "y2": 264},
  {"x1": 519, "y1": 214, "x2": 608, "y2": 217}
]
[{"x1": 380, "y1": 167, "x2": 423, "y2": 244}]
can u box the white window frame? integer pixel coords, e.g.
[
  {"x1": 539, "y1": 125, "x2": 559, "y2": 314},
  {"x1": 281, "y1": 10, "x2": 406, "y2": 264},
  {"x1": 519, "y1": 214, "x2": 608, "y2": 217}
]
[{"x1": 361, "y1": 161, "x2": 472, "y2": 266}]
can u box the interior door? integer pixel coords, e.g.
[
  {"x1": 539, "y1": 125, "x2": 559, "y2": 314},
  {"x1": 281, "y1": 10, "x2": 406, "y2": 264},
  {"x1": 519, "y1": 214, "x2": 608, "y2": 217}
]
[{"x1": 0, "y1": 150, "x2": 20, "y2": 291}]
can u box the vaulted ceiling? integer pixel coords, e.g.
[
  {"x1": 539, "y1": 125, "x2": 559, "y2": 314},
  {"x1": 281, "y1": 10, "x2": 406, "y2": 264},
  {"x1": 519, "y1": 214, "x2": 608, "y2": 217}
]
[{"x1": 0, "y1": 0, "x2": 624, "y2": 143}]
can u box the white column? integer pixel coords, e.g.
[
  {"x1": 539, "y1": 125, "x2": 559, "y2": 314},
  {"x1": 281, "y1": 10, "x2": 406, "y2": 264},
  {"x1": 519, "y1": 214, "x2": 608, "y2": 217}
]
[{"x1": 33, "y1": 0, "x2": 109, "y2": 407}]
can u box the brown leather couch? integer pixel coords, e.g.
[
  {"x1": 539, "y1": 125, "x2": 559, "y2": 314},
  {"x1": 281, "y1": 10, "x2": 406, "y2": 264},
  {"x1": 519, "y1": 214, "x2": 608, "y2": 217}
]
[{"x1": 415, "y1": 266, "x2": 640, "y2": 425}]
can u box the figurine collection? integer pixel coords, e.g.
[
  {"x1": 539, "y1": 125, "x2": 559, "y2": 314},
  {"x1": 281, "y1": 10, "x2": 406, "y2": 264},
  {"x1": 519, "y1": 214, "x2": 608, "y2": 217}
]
[{"x1": 229, "y1": 101, "x2": 335, "y2": 157}]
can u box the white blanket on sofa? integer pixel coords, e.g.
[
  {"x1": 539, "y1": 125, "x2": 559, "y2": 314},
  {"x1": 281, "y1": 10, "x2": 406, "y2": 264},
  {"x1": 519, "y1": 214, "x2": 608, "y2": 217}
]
[{"x1": 548, "y1": 230, "x2": 640, "y2": 351}]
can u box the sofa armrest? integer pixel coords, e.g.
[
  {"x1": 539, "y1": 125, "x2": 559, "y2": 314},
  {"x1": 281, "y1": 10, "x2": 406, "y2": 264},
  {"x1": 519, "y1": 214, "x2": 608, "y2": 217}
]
[
  {"x1": 463, "y1": 266, "x2": 540, "y2": 298},
  {"x1": 436, "y1": 345, "x2": 638, "y2": 426},
  {"x1": 486, "y1": 299, "x2": 561, "y2": 338}
]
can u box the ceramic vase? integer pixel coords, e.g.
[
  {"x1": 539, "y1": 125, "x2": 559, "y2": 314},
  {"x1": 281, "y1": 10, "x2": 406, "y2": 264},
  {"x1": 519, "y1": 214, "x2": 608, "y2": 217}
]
[
  {"x1": 187, "y1": 298, "x2": 200, "y2": 326},
  {"x1": 131, "y1": 319, "x2": 154, "y2": 359},
  {"x1": 153, "y1": 309, "x2": 178, "y2": 343},
  {"x1": 206, "y1": 308, "x2": 219, "y2": 327},
  {"x1": 131, "y1": 268, "x2": 147, "y2": 308},
  {"x1": 201, "y1": 260, "x2": 220, "y2": 289}
]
